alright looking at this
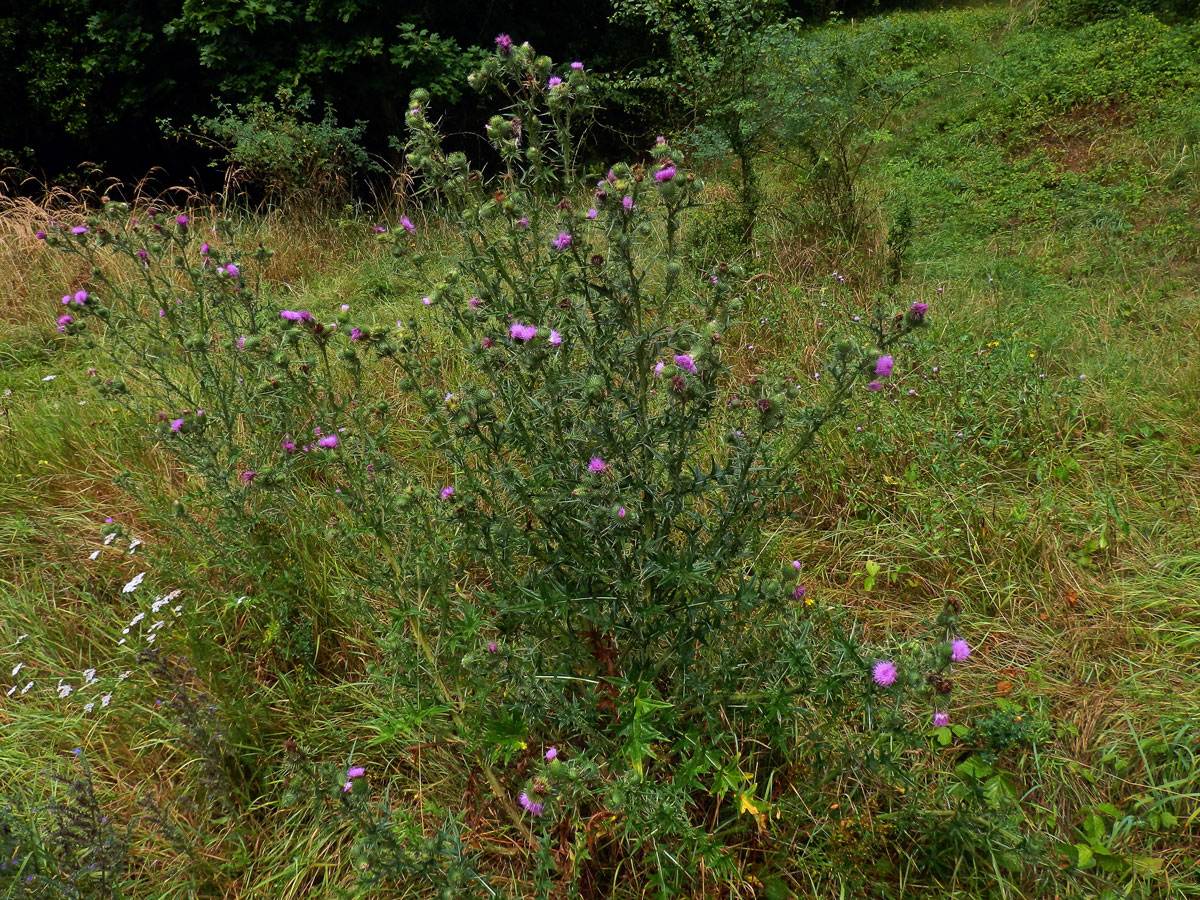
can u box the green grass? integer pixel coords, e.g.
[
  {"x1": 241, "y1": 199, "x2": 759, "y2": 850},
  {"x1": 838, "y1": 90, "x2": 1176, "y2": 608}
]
[{"x1": 3, "y1": 2, "x2": 1200, "y2": 897}]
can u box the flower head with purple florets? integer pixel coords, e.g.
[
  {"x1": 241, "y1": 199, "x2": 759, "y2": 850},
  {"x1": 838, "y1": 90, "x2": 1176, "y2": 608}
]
[
  {"x1": 495, "y1": 33, "x2": 513, "y2": 55},
  {"x1": 674, "y1": 354, "x2": 697, "y2": 374},
  {"x1": 875, "y1": 355, "x2": 894, "y2": 379},
  {"x1": 518, "y1": 792, "x2": 544, "y2": 816},
  {"x1": 872, "y1": 660, "x2": 897, "y2": 687},
  {"x1": 553, "y1": 232, "x2": 572, "y2": 251},
  {"x1": 950, "y1": 638, "x2": 971, "y2": 662},
  {"x1": 510, "y1": 322, "x2": 538, "y2": 342},
  {"x1": 587, "y1": 457, "x2": 606, "y2": 473}
]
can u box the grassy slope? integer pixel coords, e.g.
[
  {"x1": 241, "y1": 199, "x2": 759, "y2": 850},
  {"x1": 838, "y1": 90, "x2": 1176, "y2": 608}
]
[{"x1": 2, "y1": 3, "x2": 1199, "y2": 897}]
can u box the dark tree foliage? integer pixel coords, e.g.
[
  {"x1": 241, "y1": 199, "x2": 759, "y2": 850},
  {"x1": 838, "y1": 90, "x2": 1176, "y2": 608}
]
[{"x1": 4, "y1": 0, "x2": 1134, "y2": 187}]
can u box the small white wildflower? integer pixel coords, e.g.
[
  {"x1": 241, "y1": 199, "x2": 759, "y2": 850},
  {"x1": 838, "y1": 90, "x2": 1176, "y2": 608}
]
[
  {"x1": 122, "y1": 571, "x2": 147, "y2": 593},
  {"x1": 42, "y1": 374, "x2": 56, "y2": 382},
  {"x1": 11, "y1": 662, "x2": 22, "y2": 677},
  {"x1": 84, "y1": 702, "x2": 95, "y2": 712},
  {"x1": 129, "y1": 539, "x2": 142, "y2": 553},
  {"x1": 118, "y1": 671, "x2": 131, "y2": 681},
  {"x1": 118, "y1": 638, "x2": 126, "y2": 645},
  {"x1": 146, "y1": 633, "x2": 156, "y2": 644},
  {"x1": 6, "y1": 685, "x2": 16, "y2": 697},
  {"x1": 101, "y1": 694, "x2": 112, "y2": 707},
  {"x1": 162, "y1": 589, "x2": 182, "y2": 603},
  {"x1": 89, "y1": 550, "x2": 101, "y2": 561},
  {"x1": 103, "y1": 532, "x2": 117, "y2": 546},
  {"x1": 22, "y1": 681, "x2": 33, "y2": 694},
  {"x1": 149, "y1": 620, "x2": 165, "y2": 632},
  {"x1": 57, "y1": 682, "x2": 72, "y2": 699},
  {"x1": 83, "y1": 668, "x2": 97, "y2": 685},
  {"x1": 151, "y1": 597, "x2": 168, "y2": 613},
  {"x1": 17, "y1": 634, "x2": 28, "y2": 643},
  {"x1": 129, "y1": 612, "x2": 145, "y2": 626},
  {"x1": 173, "y1": 606, "x2": 182, "y2": 615}
]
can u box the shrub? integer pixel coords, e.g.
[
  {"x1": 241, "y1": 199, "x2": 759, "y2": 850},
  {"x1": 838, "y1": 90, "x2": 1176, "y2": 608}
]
[{"x1": 171, "y1": 90, "x2": 377, "y2": 208}]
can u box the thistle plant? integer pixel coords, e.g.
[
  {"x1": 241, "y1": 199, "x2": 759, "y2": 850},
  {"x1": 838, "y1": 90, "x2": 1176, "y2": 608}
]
[
  {"x1": 40, "y1": 37, "x2": 985, "y2": 895},
  {"x1": 393, "y1": 39, "x2": 933, "y2": 696}
]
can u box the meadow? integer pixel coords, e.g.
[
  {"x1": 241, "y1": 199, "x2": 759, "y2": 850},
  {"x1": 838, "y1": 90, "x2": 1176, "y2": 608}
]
[{"x1": 2, "y1": 3, "x2": 1199, "y2": 898}]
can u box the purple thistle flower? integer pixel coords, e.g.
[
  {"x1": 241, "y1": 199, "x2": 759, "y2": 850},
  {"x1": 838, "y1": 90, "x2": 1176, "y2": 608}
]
[
  {"x1": 654, "y1": 166, "x2": 676, "y2": 182},
  {"x1": 553, "y1": 232, "x2": 572, "y2": 251},
  {"x1": 341, "y1": 303, "x2": 350, "y2": 311},
  {"x1": 792, "y1": 560, "x2": 802, "y2": 570},
  {"x1": 548, "y1": 76, "x2": 562, "y2": 88},
  {"x1": 201, "y1": 243, "x2": 210, "y2": 254},
  {"x1": 549, "y1": 330, "x2": 562, "y2": 346},
  {"x1": 71, "y1": 226, "x2": 88, "y2": 235},
  {"x1": 587, "y1": 457, "x2": 606, "y2": 473},
  {"x1": 509, "y1": 322, "x2": 538, "y2": 341},
  {"x1": 933, "y1": 711, "x2": 950, "y2": 728},
  {"x1": 176, "y1": 214, "x2": 189, "y2": 226},
  {"x1": 909, "y1": 301, "x2": 929, "y2": 322},
  {"x1": 440, "y1": 485, "x2": 455, "y2": 500},
  {"x1": 422, "y1": 296, "x2": 432, "y2": 306},
  {"x1": 225, "y1": 263, "x2": 239, "y2": 278},
  {"x1": 488, "y1": 641, "x2": 498, "y2": 653},
  {"x1": 241, "y1": 471, "x2": 256, "y2": 482},
  {"x1": 866, "y1": 381, "x2": 883, "y2": 391},
  {"x1": 317, "y1": 435, "x2": 339, "y2": 449},
  {"x1": 347, "y1": 766, "x2": 366, "y2": 779},
  {"x1": 469, "y1": 297, "x2": 481, "y2": 309},
  {"x1": 516, "y1": 216, "x2": 529, "y2": 229},
  {"x1": 875, "y1": 355, "x2": 894, "y2": 378},
  {"x1": 342, "y1": 781, "x2": 353, "y2": 793},
  {"x1": 793, "y1": 584, "x2": 807, "y2": 600},
  {"x1": 545, "y1": 747, "x2": 558, "y2": 761},
  {"x1": 280, "y1": 310, "x2": 305, "y2": 322},
  {"x1": 401, "y1": 216, "x2": 415, "y2": 233},
  {"x1": 495, "y1": 33, "x2": 513, "y2": 54},
  {"x1": 57, "y1": 313, "x2": 73, "y2": 326},
  {"x1": 674, "y1": 354, "x2": 697, "y2": 374},
  {"x1": 281, "y1": 439, "x2": 296, "y2": 452},
  {"x1": 373, "y1": 226, "x2": 385, "y2": 233},
  {"x1": 36, "y1": 230, "x2": 46, "y2": 240},
  {"x1": 170, "y1": 418, "x2": 184, "y2": 433},
  {"x1": 137, "y1": 249, "x2": 148, "y2": 261},
  {"x1": 570, "y1": 61, "x2": 584, "y2": 70},
  {"x1": 950, "y1": 639, "x2": 971, "y2": 662},
  {"x1": 622, "y1": 196, "x2": 634, "y2": 211},
  {"x1": 654, "y1": 361, "x2": 664, "y2": 377},
  {"x1": 349, "y1": 327, "x2": 362, "y2": 340},
  {"x1": 518, "y1": 792, "x2": 545, "y2": 816},
  {"x1": 618, "y1": 507, "x2": 626, "y2": 518},
  {"x1": 73, "y1": 290, "x2": 88, "y2": 305},
  {"x1": 872, "y1": 660, "x2": 897, "y2": 687},
  {"x1": 587, "y1": 208, "x2": 597, "y2": 219}
]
